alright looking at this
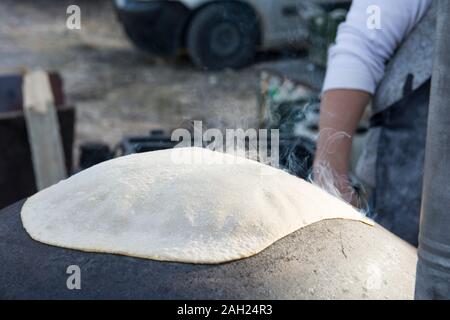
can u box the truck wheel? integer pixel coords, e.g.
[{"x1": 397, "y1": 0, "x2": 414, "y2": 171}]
[{"x1": 187, "y1": 3, "x2": 259, "y2": 70}]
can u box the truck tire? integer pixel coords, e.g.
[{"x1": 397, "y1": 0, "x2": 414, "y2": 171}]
[{"x1": 187, "y1": 3, "x2": 259, "y2": 70}]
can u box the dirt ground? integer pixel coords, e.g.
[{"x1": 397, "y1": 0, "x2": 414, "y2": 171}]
[{"x1": 0, "y1": 0, "x2": 276, "y2": 166}]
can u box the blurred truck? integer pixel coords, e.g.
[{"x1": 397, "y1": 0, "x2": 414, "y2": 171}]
[{"x1": 114, "y1": 0, "x2": 350, "y2": 70}]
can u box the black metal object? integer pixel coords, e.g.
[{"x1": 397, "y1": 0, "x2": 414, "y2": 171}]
[
  {"x1": 0, "y1": 200, "x2": 417, "y2": 299},
  {"x1": 119, "y1": 130, "x2": 178, "y2": 155},
  {"x1": 78, "y1": 130, "x2": 178, "y2": 170},
  {"x1": 415, "y1": 0, "x2": 450, "y2": 300},
  {"x1": 79, "y1": 143, "x2": 114, "y2": 170}
]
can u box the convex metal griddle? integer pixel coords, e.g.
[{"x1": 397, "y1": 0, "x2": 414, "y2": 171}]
[{"x1": 0, "y1": 200, "x2": 416, "y2": 299}]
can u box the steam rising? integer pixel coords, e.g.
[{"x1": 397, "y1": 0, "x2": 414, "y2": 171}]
[{"x1": 309, "y1": 130, "x2": 369, "y2": 214}]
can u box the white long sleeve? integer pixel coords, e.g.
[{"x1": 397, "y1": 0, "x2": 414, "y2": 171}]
[{"x1": 322, "y1": 0, "x2": 432, "y2": 94}]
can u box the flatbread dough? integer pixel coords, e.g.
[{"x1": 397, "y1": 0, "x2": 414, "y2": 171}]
[{"x1": 21, "y1": 147, "x2": 371, "y2": 264}]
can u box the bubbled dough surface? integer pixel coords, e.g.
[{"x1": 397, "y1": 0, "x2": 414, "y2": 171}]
[{"x1": 21, "y1": 148, "x2": 371, "y2": 264}]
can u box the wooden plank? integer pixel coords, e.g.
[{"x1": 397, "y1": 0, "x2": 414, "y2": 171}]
[{"x1": 23, "y1": 70, "x2": 67, "y2": 190}]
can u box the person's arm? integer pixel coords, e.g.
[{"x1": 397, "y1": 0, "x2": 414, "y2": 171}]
[
  {"x1": 313, "y1": 89, "x2": 370, "y2": 204},
  {"x1": 312, "y1": 0, "x2": 432, "y2": 204}
]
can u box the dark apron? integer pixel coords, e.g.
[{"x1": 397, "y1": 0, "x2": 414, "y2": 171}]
[{"x1": 369, "y1": 78, "x2": 431, "y2": 246}]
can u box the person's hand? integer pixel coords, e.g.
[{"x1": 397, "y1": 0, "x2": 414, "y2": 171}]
[{"x1": 312, "y1": 162, "x2": 360, "y2": 207}]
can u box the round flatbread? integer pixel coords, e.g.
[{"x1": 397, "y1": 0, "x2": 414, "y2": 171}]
[{"x1": 21, "y1": 147, "x2": 371, "y2": 264}]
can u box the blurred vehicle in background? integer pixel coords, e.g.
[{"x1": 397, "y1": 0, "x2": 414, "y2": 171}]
[{"x1": 114, "y1": 0, "x2": 350, "y2": 70}]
